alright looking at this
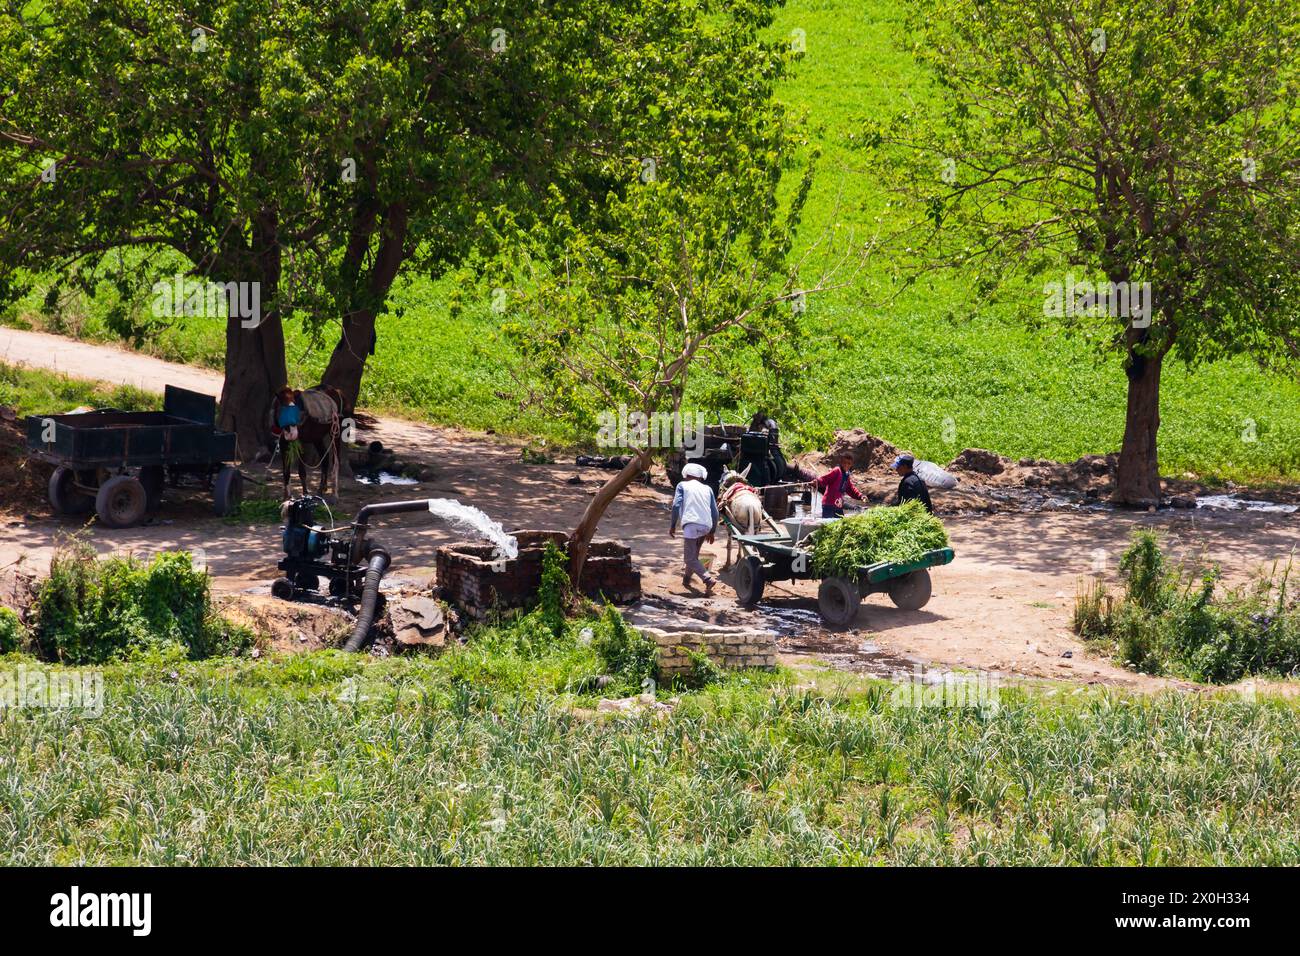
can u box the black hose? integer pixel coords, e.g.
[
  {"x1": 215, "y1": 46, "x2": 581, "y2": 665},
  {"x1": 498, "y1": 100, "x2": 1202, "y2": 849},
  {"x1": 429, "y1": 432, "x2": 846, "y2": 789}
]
[{"x1": 343, "y1": 548, "x2": 391, "y2": 652}]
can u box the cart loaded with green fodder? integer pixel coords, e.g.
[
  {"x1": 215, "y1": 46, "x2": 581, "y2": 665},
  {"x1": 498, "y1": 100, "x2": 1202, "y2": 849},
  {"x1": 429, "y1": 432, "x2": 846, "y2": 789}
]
[{"x1": 721, "y1": 499, "x2": 954, "y2": 626}]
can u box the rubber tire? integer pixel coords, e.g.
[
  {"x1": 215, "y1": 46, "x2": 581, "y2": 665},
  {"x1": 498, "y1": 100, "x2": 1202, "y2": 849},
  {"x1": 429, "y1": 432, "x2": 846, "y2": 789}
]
[
  {"x1": 48, "y1": 466, "x2": 93, "y2": 516},
  {"x1": 293, "y1": 571, "x2": 320, "y2": 593},
  {"x1": 140, "y1": 465, "x2": 165, "y2": 513},
  {"x1": 733, "y1": 556, "x2": 766, "y2": 606},
  {"x1": 271, "y1": 577, "x2": 296, "y2": 601},
  {"x1": 95, "y1": 475, "x2": 148, "y2": 528},
  {"x1": 817, "y1": 576, "x2": 861, "y2": 627},
  {"x1": 888, "y1": 569, "x2": 933, "y2": 611},
  {"x1": 213, "y1": 466, "x2": 244, "y2": 517}
]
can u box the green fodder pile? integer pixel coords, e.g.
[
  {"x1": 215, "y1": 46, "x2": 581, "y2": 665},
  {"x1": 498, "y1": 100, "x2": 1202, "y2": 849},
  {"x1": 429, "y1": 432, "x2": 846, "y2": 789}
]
[
  {"x1": 31, "y1": 540, "x2": 255, "y2": 664},
  {"x1": 809, "y1": 500, "x2": 948, "y2": 578},
  {"x1": 1073, "y1": 530, "x2": 1300, "y2": 683}
]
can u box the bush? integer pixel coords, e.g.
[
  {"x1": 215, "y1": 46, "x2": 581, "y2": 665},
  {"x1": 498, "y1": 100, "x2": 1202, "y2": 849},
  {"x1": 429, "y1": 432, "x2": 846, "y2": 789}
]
[
  {"x1": 0, "y1": 607, "x2": 25, "y2": 654},
  {"x1": 1073, "y1": 530, "x2": 1300, "y2": 682},
  {"x1": 591, "y1": 604, "x2": 657, "y2": 694},
  {"x1": 34, "y1": 540, "x2": 254, "y2": 664}
]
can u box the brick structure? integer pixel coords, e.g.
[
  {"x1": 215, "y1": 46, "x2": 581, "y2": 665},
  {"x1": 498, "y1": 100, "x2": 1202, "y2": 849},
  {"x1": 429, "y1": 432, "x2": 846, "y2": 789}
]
[
  {"x1": 641, "y1": 626, "x2": 777, "y2": 678},
  {"x1": 435, "y1": 530, "x2": 641, "y2": 622}
]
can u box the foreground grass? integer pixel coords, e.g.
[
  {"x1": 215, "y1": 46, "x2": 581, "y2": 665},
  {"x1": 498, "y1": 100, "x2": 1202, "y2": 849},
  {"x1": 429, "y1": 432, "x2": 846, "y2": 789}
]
[
  {"x1": 8, "y1": 0, "x2": 1300, "y2": 482},
  {"x1": 2, "y1": 645, "x2": 1298, "y2": 865}
]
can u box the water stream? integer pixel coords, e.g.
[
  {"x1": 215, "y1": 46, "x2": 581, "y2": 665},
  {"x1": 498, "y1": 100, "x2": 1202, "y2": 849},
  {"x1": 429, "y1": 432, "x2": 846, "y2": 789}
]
[{"x1": 426, "y1": 498, "x2": 519, "y2": 560}]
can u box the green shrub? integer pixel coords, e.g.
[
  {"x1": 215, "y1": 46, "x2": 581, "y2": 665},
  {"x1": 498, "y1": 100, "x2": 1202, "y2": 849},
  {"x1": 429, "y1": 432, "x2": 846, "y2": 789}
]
[
  {"x1": 592, "y1": 604, "x2": 657, "y2": 694},
  {"x1": 537, "y1": 540, "x2": 569, "y2": 639},
  {"x1": 675, "y1": 648, "x2": 725, "y2": 690},
  {"x1": 809, "y1": 500, "x2": 948, "y2": 578},
  {"x1": 1117, "y1": 530, "x2": 1173, "y2": 611},
  {"x1": 33, "y1": 540, "x2": 254, "y2": 664},
  {"x1": 0, "y1": 607, "x2": 25, "y2": 654},
  {"x1": 1074, "y1": 531, "x2": 1300, "y2": 682}
]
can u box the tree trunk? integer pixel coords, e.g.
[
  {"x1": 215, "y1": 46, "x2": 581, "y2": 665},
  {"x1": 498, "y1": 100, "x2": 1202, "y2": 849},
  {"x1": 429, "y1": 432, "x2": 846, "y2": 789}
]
[
  {"x1": 569, "y1": 450, "x2": 652, "y2": 587},
  {"x1": 218, "y1": 212, "x2": 285, "y2": 461},
  {"x1": 1112, "y1": 349, "x2": 1163, "y2": 507},
  {"x1": 321, "y1": 203, "x2": 409, "y2": 410},
  {"x1": 219, "y1": 310, "x2": 288, "y2": 461}
]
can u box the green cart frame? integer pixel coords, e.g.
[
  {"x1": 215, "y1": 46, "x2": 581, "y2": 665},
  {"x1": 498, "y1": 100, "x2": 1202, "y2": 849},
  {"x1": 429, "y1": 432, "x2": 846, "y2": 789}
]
[{"x1": 720, "y1": 513, "x2": 954, "y2": 626}]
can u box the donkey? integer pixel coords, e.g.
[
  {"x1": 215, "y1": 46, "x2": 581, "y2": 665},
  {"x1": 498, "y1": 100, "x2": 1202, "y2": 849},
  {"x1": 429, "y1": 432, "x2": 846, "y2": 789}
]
[
  {"x1": 719, "y1": 464, "x2": 766, "y2": 535},
  {"x1": 270, "y1": 385, "x2": 346, "y2": 501}
]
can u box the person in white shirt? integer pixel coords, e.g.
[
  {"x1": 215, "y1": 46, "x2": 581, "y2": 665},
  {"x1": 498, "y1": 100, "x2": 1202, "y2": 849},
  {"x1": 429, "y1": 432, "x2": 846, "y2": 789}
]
[{"x1": 669, "y1": 463, "x2": 719, "y2": 595}]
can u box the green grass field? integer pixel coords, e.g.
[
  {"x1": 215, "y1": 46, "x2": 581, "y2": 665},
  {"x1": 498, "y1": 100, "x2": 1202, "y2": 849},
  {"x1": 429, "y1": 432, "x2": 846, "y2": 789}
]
[
  {"x1": 6, "y1": 0, "x2": 1300, "y2": 484},
  {"x1": 3, "y1": 641, "x2": 1297, "y2": 865}
]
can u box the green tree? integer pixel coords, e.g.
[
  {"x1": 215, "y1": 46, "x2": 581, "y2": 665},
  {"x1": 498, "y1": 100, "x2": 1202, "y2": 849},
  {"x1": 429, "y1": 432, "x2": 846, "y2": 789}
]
[
  {"x1": 504, "y1": 134, "x2": 863, "y2": 584},
  {"x1": 870, "y1": 0, "x2": 1300, "y2": 504},
  {"x1": 0, "y1": 0, "x2": 796, "y2": 456}
]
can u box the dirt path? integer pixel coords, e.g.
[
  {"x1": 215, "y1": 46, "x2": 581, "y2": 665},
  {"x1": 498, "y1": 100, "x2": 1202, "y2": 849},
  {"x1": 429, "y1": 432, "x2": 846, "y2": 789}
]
[{"x1": 3, "y1": 326, "x2": 1297, "y2": 691}]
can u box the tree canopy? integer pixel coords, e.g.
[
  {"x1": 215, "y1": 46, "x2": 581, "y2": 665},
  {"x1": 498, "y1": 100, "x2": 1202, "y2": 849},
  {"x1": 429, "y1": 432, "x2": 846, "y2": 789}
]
[{"x1": 866, "y1": 0, "x2": 1300, "y2": 503}]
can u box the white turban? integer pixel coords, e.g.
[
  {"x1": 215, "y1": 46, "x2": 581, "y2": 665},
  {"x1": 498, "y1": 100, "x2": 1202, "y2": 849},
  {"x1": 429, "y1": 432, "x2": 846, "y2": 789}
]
[{"x1": 682, "y1": 463, "x2": 708, "y2": 481}]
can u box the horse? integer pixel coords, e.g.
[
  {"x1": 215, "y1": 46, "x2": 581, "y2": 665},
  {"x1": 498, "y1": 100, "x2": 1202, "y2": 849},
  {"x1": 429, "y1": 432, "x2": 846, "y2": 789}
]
[
  {"x1": 719, "y1": 465, "x2": 766, "y2": 535},
  {"x1": 270, "y1": 385, "x2": 346, "y2": 501}
]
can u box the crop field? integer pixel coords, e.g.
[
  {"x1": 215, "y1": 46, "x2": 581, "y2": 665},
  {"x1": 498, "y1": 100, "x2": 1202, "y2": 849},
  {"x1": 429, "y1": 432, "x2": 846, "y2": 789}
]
[
  {"x1": 3, "y1": 636, "x2": 1298, "y2": 866},
  {"x1": 6, "y1": 0, "x2": 1300, "y2": 484}
]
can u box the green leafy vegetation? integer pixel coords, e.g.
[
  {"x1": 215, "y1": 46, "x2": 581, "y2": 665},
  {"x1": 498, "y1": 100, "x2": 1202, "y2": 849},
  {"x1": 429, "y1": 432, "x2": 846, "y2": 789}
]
[
  {"x1": 590, "y1": 604, "x2": 659, "y2": 696},
  {"x1": 32, "y1": 541, "x2": 255, "y2": 664},
  {"x1": 2, "y1": 642, "x2": 1297, "y2": 864},
  {"x1": 221, "y1": 495, "x2": 287, "y2": 525},
  {"x1": 0, "y1": 607, "x2": 24, "y2": 655},
  {"x1": 810, "y1": 501, "x2": 948, "y2": 577},
  {"x1": 0, "y1": 361, "x2": 154, "y2": 416},
  {"x1": 8, "y1": 1, "x2": 1300, "y2": 483},
  {"x1": 1073, "y1": 531, "x2": 1300, "y2": 683}
]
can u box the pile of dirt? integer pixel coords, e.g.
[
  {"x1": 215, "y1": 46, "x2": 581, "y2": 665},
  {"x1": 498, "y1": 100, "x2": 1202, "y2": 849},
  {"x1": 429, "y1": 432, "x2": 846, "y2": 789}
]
[
  {"x1": 0, "y1": 406, "x2": 48, "y2": 517},
  {"x1": 821, "y1": 429, "x2": 900, "y2": 477},
  {"x1": 946, "y1": 447, "x2": 1117, "y2": 495}
]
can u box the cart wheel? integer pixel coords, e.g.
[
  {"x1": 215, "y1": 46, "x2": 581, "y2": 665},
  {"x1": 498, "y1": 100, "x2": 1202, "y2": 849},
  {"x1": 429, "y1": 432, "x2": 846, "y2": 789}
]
[
  {"x1": 140, "y1": 465, "x2": 165, "y2": 513},
  {"x1": 733, "y1": 556, "x2": 766, "y2": 606},
  {"x1": 48, "y1": 466, "x2": 94, "y2": 516},
  {"x1": 95, "y1": 475, "x2": 148, "y2": 528},
  {"x1": 213, "y1": 466, "x2": 244, "y2": 517},
  {"x1": 817, "y1": 576, "x2": 861, "y2": 626},
  {"x1": 293, "y1": 571, "x2": 320, "y2": 593},
  {"x1": 888, "y1": 569, "x2": 932, "y2": 611},
  {"x1": 271, "y1": 577, "x2": 296, "y2": 601}
]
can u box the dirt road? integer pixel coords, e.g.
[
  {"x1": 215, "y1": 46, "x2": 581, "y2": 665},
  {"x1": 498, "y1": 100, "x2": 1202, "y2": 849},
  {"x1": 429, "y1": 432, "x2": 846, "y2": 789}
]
[{"x1": 3, "y1": 326, "x2": 1296, "y2": 690}]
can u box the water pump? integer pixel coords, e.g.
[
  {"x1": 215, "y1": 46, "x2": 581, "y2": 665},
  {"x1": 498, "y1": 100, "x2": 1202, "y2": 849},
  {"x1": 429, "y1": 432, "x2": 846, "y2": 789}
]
[{"x1": 272, "y1": 495, "x2": 438, "y2": 651}]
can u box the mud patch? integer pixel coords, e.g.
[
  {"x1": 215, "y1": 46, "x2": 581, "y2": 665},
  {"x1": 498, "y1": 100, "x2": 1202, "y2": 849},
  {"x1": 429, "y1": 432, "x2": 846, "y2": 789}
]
[{"x1": 220, "y1": 593, "x2": 353, "y2": 653}]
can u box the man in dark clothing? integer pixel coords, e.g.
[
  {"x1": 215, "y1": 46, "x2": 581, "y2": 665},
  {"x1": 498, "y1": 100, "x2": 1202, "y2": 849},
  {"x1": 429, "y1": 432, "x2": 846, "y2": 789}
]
[{"x1": 892, "y1": 453, "x2": 934, "y2": 513}]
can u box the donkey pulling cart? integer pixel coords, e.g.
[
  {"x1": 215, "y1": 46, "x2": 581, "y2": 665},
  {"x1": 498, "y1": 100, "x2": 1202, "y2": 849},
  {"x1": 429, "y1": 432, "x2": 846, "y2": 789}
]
[
  {"x1": 26, "y1": 385, "x2": 244, "y2": 528},
  {"x1": 721, "y1": 512, "x2": 954, "y2": 626}
]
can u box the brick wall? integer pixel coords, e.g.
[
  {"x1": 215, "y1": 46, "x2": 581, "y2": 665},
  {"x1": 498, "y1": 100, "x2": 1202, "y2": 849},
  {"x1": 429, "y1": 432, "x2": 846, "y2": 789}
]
[
  {"x1": 640, "y1": 626, "x2": 777, "y2": 678},
  {"x1": 436, "y1": 530, "x2": 641, "y2": 621}
]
